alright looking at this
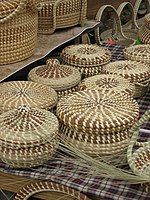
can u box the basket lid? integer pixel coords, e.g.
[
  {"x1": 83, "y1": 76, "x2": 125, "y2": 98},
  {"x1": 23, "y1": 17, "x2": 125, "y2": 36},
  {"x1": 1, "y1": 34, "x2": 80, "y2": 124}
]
[
  {"x1": 28, "y1": 59, "x2": 81, "y2": 91},
  {"x1": 78, "y1": 74, "x2": 135, "y2": 96},
  {"x1": 57, "y1": 89, "x2": 139, "y2": 134},
  {"x1": 0, "y1": 105, "x2": 59, "y2": 147},
  {"x1": 104, "y1": 60, "x2": 150, "y2": 83},
  {"x1": 61, "y1": 44, "x2": 111, "y2": 67},
  {"x1": 123, "y1": 44, "x2": 150, "y2": 64},
  {"x1": 0, "y1": 81, "x2": 57, "y2": 112}
]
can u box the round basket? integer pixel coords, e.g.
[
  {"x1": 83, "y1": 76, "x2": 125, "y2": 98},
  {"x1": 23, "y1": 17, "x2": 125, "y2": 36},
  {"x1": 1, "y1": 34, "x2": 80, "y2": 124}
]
[
  {"x1": 0, "y1": 81, "x2": 57, "y2": 113},
  {"x1": 14, "y1": 181, "x2": 91, "y2": 200},
  {"x1": 104, "y1": 60, "x2": 150, "y2": 98},
  {"x1": 127, "y1": 109, "x2": 150, "y2": 193},
  {"x1": 0, "y1": 0, "x2": 41, "y2": 65},
  {"x1": 94, "y1": 5, "x2": 135, "y2": 46},
  {"x1": 38, "y1": 0, "x2": 87, "y2": 34},
  {"x1": 123, "y1": 44, "x2": 150, "y2": 64},
  {"x1": 28, "y1": 58, "x2": 81, "y2": 98},
  {"x1": 78, "y1": 74, "x2": 135, "y2": 97},
  {"x1": 61, "y1": 44, "x2": 111, "y2": 77},
  {"x1": 0, "y1": 105, "x2": 59, "y2": 168},
  {"x1": 138, "y1": 25, "x2": 150, "y2": 45},
  {"x1": 57, "y1": 89, "x2": 139, "y2": 135}
]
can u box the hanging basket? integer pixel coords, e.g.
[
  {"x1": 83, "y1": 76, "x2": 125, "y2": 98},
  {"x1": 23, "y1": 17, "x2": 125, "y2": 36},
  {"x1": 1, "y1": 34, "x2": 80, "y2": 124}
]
[
  {"x1": 38, "y1": 0, "x2": 87, "y2": 34},
  {"x1": 0, "y1": 0, "x2": 41, "y2": 65}
]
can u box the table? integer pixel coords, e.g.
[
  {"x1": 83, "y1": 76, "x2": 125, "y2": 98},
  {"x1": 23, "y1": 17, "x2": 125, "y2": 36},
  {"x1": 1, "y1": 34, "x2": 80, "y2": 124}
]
[{"x1": 0, "y1": 44, "x2": 149, "y2": 200}]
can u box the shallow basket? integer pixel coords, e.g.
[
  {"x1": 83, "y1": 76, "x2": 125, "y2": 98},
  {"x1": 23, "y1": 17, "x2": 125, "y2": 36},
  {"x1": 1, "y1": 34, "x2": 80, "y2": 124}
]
[
  {"x1": 38, "y1": 0, "x2": 87, "y2": 34},
  {"x1": 0, "y1": 0, "x2": 40, "y2": 65}
]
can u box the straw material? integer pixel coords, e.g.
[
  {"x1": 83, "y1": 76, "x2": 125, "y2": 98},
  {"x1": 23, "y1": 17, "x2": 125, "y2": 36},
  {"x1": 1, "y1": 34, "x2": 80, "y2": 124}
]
[
  {"x1": 144, "y1": 13, "x2": 150, "y2": 29},
  {"x1": 38, "y1": 0, "x2": 87, "y2": 34},
  {"x1": 0, "y1": 0, "x2": 40, "y2": 65},
  {"x1": 14, "y1": 181, "x2": 91, "y2": 200},
  {"x1": 0, "y1": 105, "x2": 59, "y2": 168},
  {"x1": 104, "y1": 60, "x2": 150, "y2": 98},
  {"x1": 138, "y1": 25, "x2": 150, "y2": 45},
  {"x1": 123, "y1": 44, "x2": 150, "y2": 64},
  {"x1": 78, "y1": 74, "x2": 135, "y2": 97},
  {"x1": 0, "y1": 81, "x2": 57, "y2": 113},
  {"x1": 57, "y1": 89, "x2": 139, "y2": 135},
  {"x1": 127, "y1": 109, "x2": 150, "y2": 192}
]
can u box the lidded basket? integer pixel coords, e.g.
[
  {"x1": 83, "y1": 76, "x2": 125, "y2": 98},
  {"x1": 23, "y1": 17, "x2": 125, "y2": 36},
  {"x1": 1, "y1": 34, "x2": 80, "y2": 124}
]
[
  {"x1": 61, "y1": 44, "x2": 111, "y2": 77},
  {"x1": 28, "y1": 59, "x2": 81, "y2": 98},
  {"x1": 0, "y1": 105, "x2": 59, "y2": 168},
  {"x1": 0, "y1": 0, "x2": 41, "y2": 65},
  {"x1": 0, "y1": 81, "x2": 57, "y2": 113}
]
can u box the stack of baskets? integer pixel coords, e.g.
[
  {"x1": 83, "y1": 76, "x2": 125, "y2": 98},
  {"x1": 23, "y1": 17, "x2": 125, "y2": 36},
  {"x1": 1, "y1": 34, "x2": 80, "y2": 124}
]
[
  {"x1": 0, "y1": 105, "x2": 59, "y2": 168},
  {"x1": 61, "y1": 44, "x2": 111, "y2": 78},
  {"x1": 138, "y1": 13, "x2": 150, "y2": 44},
  {"x1": 0, "y1": 81, "x2": 57, "y2": 113},
  {"x1": 28, "y1": 59, "x2": 81, "y2": 99},
  {"x1": 0, "y1": 0, "x2": 41, "y2": 65},
  {"x1": 57, "y1": 89, "x2": 139, "y2": 155},
  {"x1": 38, "y1": 0, "x2": 87, "y2": 34},
  {"x1": 103, "y1": 60, "x2": 150, "y2": 98}
]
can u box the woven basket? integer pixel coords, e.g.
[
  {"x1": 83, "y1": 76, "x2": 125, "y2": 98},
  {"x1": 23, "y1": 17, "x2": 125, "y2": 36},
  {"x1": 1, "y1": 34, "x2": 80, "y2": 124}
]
[
  {"x1": 78, "y1": 74, "x2": 135, "y2": 97},
  {"x1": 14, "y1": 181, "x2": 91, "y2": 200},
  {"x1": 28, "y1": 58, "x2": 81, "y2": 99},
  {"x1": 144, "y1": 13, "x2": 150, "y2": 29},
  {"x1": 95, "y1": 5, "x2": 135, "y2": 46},
  {"x1": 61, "y1": 44, "x2": 111, "y2": 77},
  {"x1": 0, "y1": 105, "x2": 59, "y2": 168},
  {"x1": 0, "y1": 0, "x2": 41, "y2": 65},
  {"x1": 0, "y1": 81, "x2": 57, "y2": 113},
  {"x1": 127, "y1": 109, "x2": 150, "y2": 193},
  {"x1": 38, "y1": 0, "x2": 87, "y2": 34},
  {"x1": 104, "y1": 60, "x2": 150, "y2": 98},
  {"x1": 123, "y1": 44, "x2": 150, "y2": 64},
  {"x1": 138, "y1": 24, "x2": 150, "y2": 44}
]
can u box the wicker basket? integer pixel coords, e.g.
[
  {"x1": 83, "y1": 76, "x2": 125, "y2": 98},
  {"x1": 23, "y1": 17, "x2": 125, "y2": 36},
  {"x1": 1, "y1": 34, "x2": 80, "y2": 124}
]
[
  {"x1": 144, "y1": 13, "x2": 150, "y2": 29},
  {"x1": 28, "y1": 58, "x2": 81, "y2": 99},
  {"x1": 104, "y1": 60, "x2": 150, "y2": 98},
  {"x1": 0, "y1": 0, "x2": 41, "y2": 65},
  {"x1": 14, "y1": 181, "x2": 91, "y2": 200},
  {"x1": 38, "y1": 0, "x2": 87, "y2": 34},
  {"x1": 95, "y1": 5, "x2": 135, "y2": 46},
  {"x1": 0, "y1": 105, "x2": 59, "y2": 168},
  {"x1": 127, "y1": 109, "x2": 150, "y2": 193},
  {"x1": 0, "y1": 81, "x2": 57, "y2": 113},
  {"x1": 138, "y1": 25, "x2": 150, "y2": 44},
  {"x1": 61, "y1": 44, "x2": 111, "y2": 77}
]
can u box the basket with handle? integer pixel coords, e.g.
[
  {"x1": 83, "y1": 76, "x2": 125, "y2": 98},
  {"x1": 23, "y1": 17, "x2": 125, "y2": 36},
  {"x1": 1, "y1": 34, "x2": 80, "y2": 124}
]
[
  {"x1": 127, "y1": 109, "x2": 150, "y2": 192},
  {"x1": 0, "y1": 0, "x2": 41, "y2": 65},
  {"x1": 94, "y1": 5, "x2": 135, "y2": 46},
  {"x1": 38, "y1": 0, "x2": 87, "y2": 34}
]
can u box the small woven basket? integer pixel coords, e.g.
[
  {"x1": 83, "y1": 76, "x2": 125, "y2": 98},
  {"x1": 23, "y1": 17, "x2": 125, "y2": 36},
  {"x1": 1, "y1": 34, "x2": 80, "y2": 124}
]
[
  {"x1": 138, "y1": 25, "x2": 150, "y2": 45},
  {"x1": 0, "y1": 0, "x2": 41, "y2": 65},
  {"x1": 127, "y1": 109, "x2": 150, "y2": 193},
  {"x1": 38, "y1": 0, "x2": 87, "y2": 34},
  {"x1": 14, "y1": 181, "x2": 91, "y2": 200},
  {"x1": 95, "y1": 5, "x2": 135, "y2": 46}
]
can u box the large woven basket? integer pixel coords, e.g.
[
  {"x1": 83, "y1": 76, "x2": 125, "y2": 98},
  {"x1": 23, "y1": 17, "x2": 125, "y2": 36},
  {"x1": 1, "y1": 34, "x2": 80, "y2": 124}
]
[
  {"x1": 127, "y1": 109, "x2": 150, "y2": 193},
  {"x1": 38, "y1": 0, "x2": 87, "y2": 34},
  {"x1": 95, "y1": 5, "x2": 135, "y2": 46},
  {"x1": 0, "y1": 0, "x2": 41, "y2": 65},
  {"x1": 14, "y1": 181, "x2": 91, "y2": 200}
]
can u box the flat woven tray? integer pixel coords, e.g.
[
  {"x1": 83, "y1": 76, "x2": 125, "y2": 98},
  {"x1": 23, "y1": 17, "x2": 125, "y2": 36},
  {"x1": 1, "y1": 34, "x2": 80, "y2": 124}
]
[
  {"x1": 57, "y1": 89, "x2": 139, "y2": 135},
  {"x1": 123, "y1": 44, "x2": 150, "y2": 64},
  {"x1": 78, "y1": 74, "x2": 135, "y2": 96},
  {"x1": 0, "y1": 81, "x2": 57, "y2": 113}
]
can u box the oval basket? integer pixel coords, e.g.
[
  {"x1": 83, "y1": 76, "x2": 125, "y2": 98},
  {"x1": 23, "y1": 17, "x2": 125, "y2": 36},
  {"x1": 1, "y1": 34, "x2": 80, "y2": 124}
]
[
  {"x1": 127, "y1": 109, "x2": 150, "y2": 193},
  {"x1": 14, "y1": 181, "x2": 91, "y2": 200},
  {"x1": 38, "y1": 0, "x2": 87, "y2": 34},
  {"x1": 0, "y1": 0, "x2": 40, "y2": 65}
]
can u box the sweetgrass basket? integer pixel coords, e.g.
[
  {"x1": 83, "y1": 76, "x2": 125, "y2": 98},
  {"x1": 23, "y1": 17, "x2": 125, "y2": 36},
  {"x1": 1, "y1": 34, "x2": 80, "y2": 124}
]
[
  {"x1": 138, "y1": 24, "x2": 150, "y2": 44},
  {"x1": 127, "y1": 109, "x2": 150, "y2": 193},
  {"x1": 38, "y1": 0, "x2": 87, "y2": 34},
  {"x1": 14, "y1": 181, "x2": 91, "y2": 200},
  {"x1": 0, "y1": 0, "x2": 41, "y2": 65}
]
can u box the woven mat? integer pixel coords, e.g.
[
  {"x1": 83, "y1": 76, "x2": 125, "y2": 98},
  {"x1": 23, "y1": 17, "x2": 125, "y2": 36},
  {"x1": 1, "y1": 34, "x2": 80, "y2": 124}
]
[{"x1": 0, "y1": 44, "x2": 149, "y2": 200}]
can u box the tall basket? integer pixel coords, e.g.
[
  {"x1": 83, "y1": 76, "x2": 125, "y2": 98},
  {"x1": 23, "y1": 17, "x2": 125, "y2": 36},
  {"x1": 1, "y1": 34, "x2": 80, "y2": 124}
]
[{"x1": 0, "y1": 0, "x2": 41, "y2": 65}]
